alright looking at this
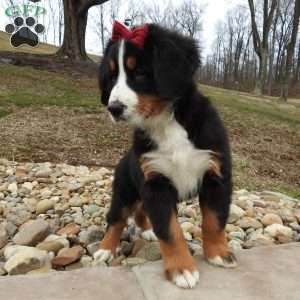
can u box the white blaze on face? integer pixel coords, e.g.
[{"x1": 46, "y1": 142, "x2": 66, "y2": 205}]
[{"x1": 108, "y1": 40, "x2": 140, "y2": 123}]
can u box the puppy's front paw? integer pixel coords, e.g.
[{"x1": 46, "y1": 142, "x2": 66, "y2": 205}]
[
  {"x1": 206, "y1": 251, "x2": 237, "y2": 268},
  {"x1": 141, "y1": 229, "x2": 158, "y2": 241},
  {"x1": 172, "y1": 270, "x2": 199, "y2": 289},
  {"x1": 93, "y1": 249, "x2": 114, "y2": 263}
]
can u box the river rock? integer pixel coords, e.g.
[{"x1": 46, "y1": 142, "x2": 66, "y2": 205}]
[
  {"x1": 261, "y1": 213, "x2": 283, "y2": 226},
  {"x1": 264, "y1": 224, "x2": 293, "y2": 239},
  {"x1": 13, "y1": 219, "x2": 50, "y2": 246},
  {"x1": 228, "y1": 204, "x2": 245, "y2": 223},
  {"x1": 4, "y1": 246, "x2": 50, "y2": 275}
]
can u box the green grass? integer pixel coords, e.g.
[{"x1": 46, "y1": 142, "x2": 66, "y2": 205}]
[
  {"x1": 201, "y1": 85, "x2": 300, "y2": 126},
  {"x1": 0, "y1": 64, "x2": 100, "y2": 115}
]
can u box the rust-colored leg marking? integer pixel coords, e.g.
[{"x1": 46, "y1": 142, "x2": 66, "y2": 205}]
[
  {"x1": 134, "y1": 203, "x2": 152, "y2": 231},
  {"x1": 201, "y1": 205, "x2": 236, "y2": 267},
  {"x1": 99, "y1": 220, "x2": 126, "y2": 254},
  {"x1": 159, "y1": 213, "x2": 197, "y2": 279}
]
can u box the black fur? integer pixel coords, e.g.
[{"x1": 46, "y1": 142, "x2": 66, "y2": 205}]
[{"x1": 99, "y1": 24, "x2": 232, "y2": 241}]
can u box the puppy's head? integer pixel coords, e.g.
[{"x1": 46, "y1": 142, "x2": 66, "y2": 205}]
[{"x1": 99, "y1": 22, "x2": 200, "y2": 126}]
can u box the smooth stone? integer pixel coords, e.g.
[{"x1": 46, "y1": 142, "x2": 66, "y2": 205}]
[
  {"x1": 6, "y1": 208, "x2": 31, "y2": 226},
  {"x1": 237, "y1": 217, "x2": 262, "y2": 229},
  {"x1": 136, "y1": 242, "x2": 161, "y2": 261},
  {"x1": 264, "y1": 224, "x2": 293, "y2": 239},
  {"x1": 0, "y1": 224, "x2": 8, "y2": 249},
  {"x1": 69, "y1": 196, "x2": 83, "y2": 207},
  {"x1": 56, "y1": 223, "x2": 81, "y2": 236},
  {"x1": 13, "y1": 219, "x2": 50, "y2": 246},
  {"x1": 52, "y1": 246, "x2": 84, "y2": 267},
  {"x1": 86, "y1": 204, "x2": 101, "y2": 215},
  {"x1": 35, "y1": 167, "x2": 52, "y2": 178},
  {"x1": 4, "y1": 246, "x2": 50, "y2": 275},
  {"x1": 36, "y1": 241, "x2": 65, "y2": 254},
  {"x1": 8, "y1": 182, "x2": 18, "y2": 194},
  {"x1": 180, "y1": 222, "x2": 195, "y2": 233},
  {"x1": 44, "y1": 234, "x2": 70, "y2": 248},
  {"x1": 261, "y1": 213, "x2": 283, "y2": 226},
  {"x1": 36, "y1": 199, "x2": 55, "y2": 214},
  {"x1": 228, "y1": 204, "x2": 245, "y2": 223},
  {"x1": 228, "y1": 239, "x2": 243, "y2": 251},
  {"x1": 244, "y1": 233, "x2": 274, "y2": 249},
  {"x1": 79, "y1": 226, "x2": 104, "y2": 245},
  {"x1": 121, "y1": 257, "x2": 146, "y2": 267}
]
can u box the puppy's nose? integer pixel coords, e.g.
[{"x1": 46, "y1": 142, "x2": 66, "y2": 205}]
[{"x1": 108, "y1": 101, "x2": 126, "y2": 118}]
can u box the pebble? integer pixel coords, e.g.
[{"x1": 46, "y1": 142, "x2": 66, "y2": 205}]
[
  {"x1": 13, "y1": 219, "x2": 50, "y2": 246},
  {"x1": 36, "y1": 199, "x2": 55, "y2": 214},
  {"x1": 56, "y1": 223, "x2": 81, "y2": 236},
  {"x1": 0, "y1": 161, "x2": 299, "y2": 277},
  {"x1": 237, "y1": 217, "x2": 263, "y2": 229},
  {"x1": 121, "y1": 257, "x2": 147, "y2": 267},
  {"x1": 261, "y1": 213, "x2": 283, "y2": 226},
  {"x1": 4, "y1": 246, "x2": 50, "y2": 275},
  {"x1": 52, "y1": 246, "x2": 84, "y2": 267},
  {"x1": 136, "y1": 242, "x2": 161, "y2": 261},
  {"x1": 264, "y1": 224, "x2": 293, "y2": 239},
  {"x1": 229, "y1": 204, "x2": 245, "y2": 223}
]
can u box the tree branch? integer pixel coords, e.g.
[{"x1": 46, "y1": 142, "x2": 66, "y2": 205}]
[{"x1": 78, "y1": 0, "x2": 110, "y2": 17}]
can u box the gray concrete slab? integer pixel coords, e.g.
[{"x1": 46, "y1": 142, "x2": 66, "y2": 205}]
[
  {"x1": 0, "y1": 244, "x2": 299, "y2": 300},
  {"x1": 133, "y1": 243, "x2": 300, "y2": 300},
  {"x1": 0, "y1": 266, "x2": 145, "y2": 300}
]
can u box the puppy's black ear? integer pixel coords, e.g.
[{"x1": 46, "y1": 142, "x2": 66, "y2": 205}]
[
  {"x1": 147, "y1": 25, "x2": 200, "y2": 100},
  {"x1": 99, "y1": 40, "x2": 114, "y2": 106}
]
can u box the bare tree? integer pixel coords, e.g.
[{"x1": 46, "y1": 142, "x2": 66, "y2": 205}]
[
  {"x1": 280, "y1": 0, "x2": 300, "y2": 101},
  {"x1": 248, "y1": 0, "x2": 278, "y2": 95}
]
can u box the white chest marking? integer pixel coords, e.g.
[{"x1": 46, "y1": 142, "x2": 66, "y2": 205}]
[{"x1": 143, "y1": 113, "x2": 213, "y2": 199}]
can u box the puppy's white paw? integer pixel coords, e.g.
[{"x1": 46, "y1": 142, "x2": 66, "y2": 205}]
[
  {"x1": 172, "y1": 270, "x2": 199, "y2": 289},
  {"x1": 141, "y1": 229, "x2": 158, "y2": 241},
  {"x1": 93, "y1": 249, "x2": 114, "y2": 263},
  {"x1": 207, "y1": 253, "x2": 237, "y2": 268}
]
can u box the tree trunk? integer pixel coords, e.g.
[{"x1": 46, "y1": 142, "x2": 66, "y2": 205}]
[
  {"x1": 57, "y1": 0, "x2": 109, "y2": 61},
  {"x1": 57, "y1": 0, "x2": 88, "y2": 60},
  {"x1": 280, "y1": 0, "x2": 300, "y2": 101},
  {"x1": 254, "y1": 49, "x2": 268, "y2": 95}
]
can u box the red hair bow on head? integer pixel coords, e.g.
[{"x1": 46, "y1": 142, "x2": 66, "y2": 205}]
[{"x1": 112, "y1": 21, "x2": 148, "y2": 49}]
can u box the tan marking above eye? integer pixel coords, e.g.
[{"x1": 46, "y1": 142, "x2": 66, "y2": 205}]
[
  {"x1": 109, "y1": 59, "x2": 116, "y2": 72},
  {"x1": 136, "y1": 95, "x2": 167, "y2": 118},
  {"x1": 126, "y1": 56, "x2": 137, "y2": 70}
]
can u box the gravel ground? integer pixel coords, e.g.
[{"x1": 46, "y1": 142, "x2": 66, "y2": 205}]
[{"x1": 0, "y1": 159, "x2": 299, "y2": 276}]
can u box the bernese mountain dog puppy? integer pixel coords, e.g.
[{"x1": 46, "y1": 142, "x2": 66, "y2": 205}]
[{"x1": 94, "y1": 21, "x2": 237, "y2": 289}]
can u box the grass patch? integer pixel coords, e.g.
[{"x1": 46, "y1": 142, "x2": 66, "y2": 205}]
[
  {"x1": 201, "y1": 85, "x2": 300, "y2": 126},
  {"x1": 0, "y1": 64, "x2": 100, "y2": 110}
]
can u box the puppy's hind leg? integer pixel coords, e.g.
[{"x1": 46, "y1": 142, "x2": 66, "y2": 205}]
[
  {"x1": 134, "y1": 203, "x2": 157, "y2": 241},
  {"x1": 199, "y1": 174, "x2": 237, "y2": 268}
]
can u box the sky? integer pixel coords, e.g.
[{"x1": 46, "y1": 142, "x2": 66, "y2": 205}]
[{"x1": 0, "y1": 0, "x2": 245, "y2": 57}]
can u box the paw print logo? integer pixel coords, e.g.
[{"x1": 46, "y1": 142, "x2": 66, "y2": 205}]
[{"x1": 5, "y1": 16, "x2": 45, "y2": 48}]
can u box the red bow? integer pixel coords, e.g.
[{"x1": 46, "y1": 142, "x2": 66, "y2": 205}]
[{"x1": 112, "y1": 21, "x2": 148, "y2": 49}]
